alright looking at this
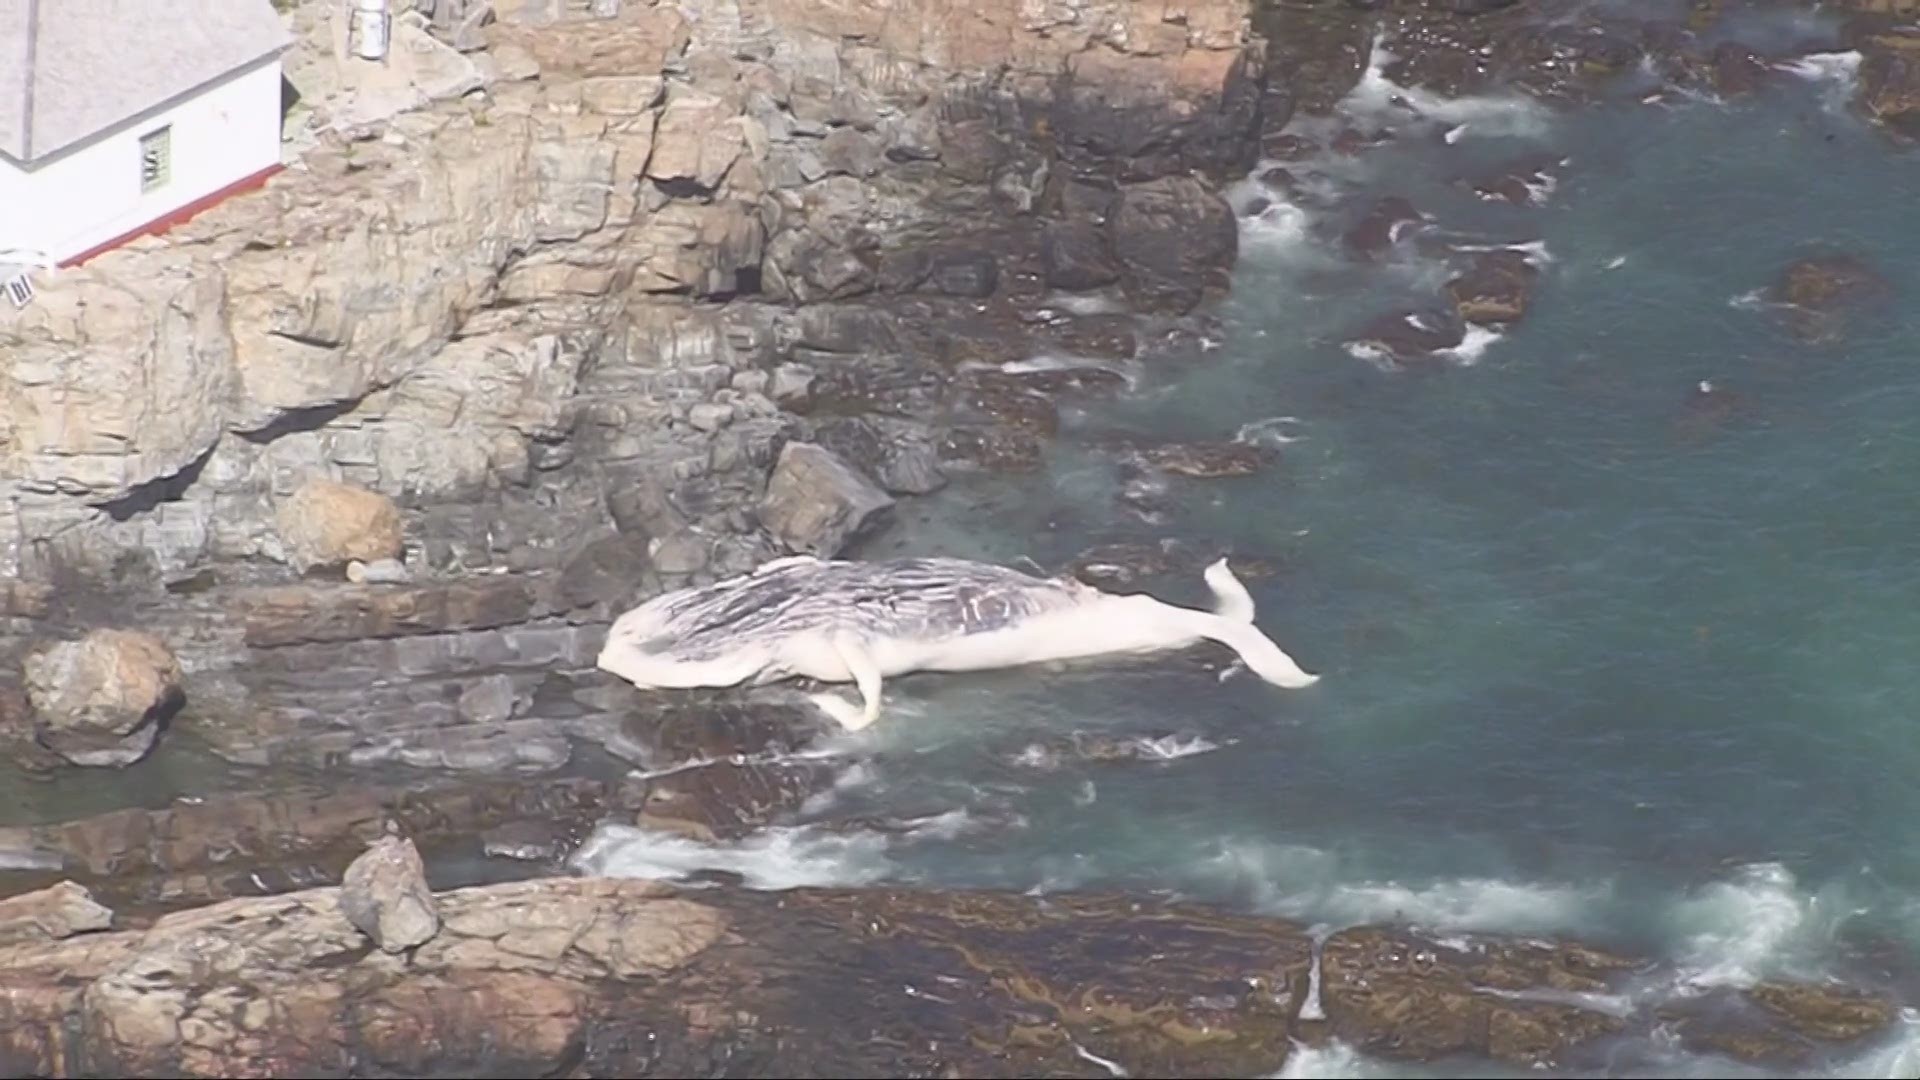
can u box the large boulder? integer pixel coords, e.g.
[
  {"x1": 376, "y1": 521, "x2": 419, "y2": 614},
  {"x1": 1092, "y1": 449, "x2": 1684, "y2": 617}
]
[
  {"x1": 275, "y1": 477, "x2": 406, "y2": 574},
  {"x1": 0, "y1": 882, "x2": 113, "y2": 947},
  {"x1": 340, "y1": 834, "x2": 440, "y2": 954},
  {"x1": 22, "y1": 629, "x2": 183, "y2": 767},
  {"x1": 1857, "y1": 29, "x2": 1920, "y2": 136},
  {"x1": 757, "y1": 442, "x2": 894, "y2": 557},
  {"x1": 1111, "y1": 176, "x2": 1237, "y2": 313}
]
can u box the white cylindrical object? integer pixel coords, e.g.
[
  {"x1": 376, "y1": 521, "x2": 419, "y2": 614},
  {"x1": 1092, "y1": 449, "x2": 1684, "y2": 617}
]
[{"x1": 350, "y1": 0, "x2": 391, "y2": 62}]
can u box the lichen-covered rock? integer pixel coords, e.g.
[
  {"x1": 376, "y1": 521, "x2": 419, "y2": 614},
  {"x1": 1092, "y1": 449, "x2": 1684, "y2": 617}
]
[
  {"x1": 1446, "y1": 249, "x2": 1541, "y2": 325},
  {"x1": 275, "y1": 478, "x2": 405, "y2": 573},
  {"x1": 22, "y1": 629, "x2": 183, "y2": 768},
  {"x1": 757, "y1": 442, "x2": 894, "y2": 557},
  {"x1": 340, "y1": 835, "x2": 440, "y2": 953}
]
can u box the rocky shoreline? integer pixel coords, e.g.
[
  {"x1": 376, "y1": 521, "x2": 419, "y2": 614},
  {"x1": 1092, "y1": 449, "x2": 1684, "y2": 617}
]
[
  {"x1": 5, "y1": 0, "x2": 1920, "y2": 1075},
  {"x1": 0, "y1": 869, "x2": 1901, "y2": 1077}
]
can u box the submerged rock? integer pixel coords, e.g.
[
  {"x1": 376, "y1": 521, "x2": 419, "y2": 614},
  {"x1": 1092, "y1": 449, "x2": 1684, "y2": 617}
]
[
  {"x1": 1342, "y1": 196, "x2": 1425, "y2": 261},
  {"x1": 21, "y1": 629, "x2": 183, "y2": 768},
  {"x1": 1764, "y1": 252, "x2": 1891, "y2": 341},
  {"x1": 1857, "y1": 28, "x2": 1920, "y2": 136}
]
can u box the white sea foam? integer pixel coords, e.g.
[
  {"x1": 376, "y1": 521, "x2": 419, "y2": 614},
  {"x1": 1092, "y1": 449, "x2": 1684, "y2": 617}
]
[
  {"x1": 1236, "y1": 415, "x2": 1306, "y2": 448},
  {"x1": 1045, "y1": 291, "x2": 1126, "y2": 315},
  {"x1": 1728, "y1": 287, "x2": 1769, "y2": 310},
  {"x1": 1666, "y1": 861, "x2": 1832, "y2": 989},
  {"x1": 1202, "y1": 841, "x2": 1608, "y2": 937},
  {"x1": 1267, "y1": 1040, "x2": 1401, "y2": 1079},
  {"x1": 1785, "y1": 50, "x2": 1863, "y2": 112},
  {"x1": 1444, "y1": 324, "x2": 1504, "y2": 366},
  {"x1": 1239, "y1": 197, "x2": 1319, "y2": 261},
  {"x1": 1343, "y1": 39, "x2": 1554, "y2": 141},
  {"x1": 993, "y1": 352, "x2": 1146, "y2": 390},
  {"x1": 571, "y1": 822, "x2": 895, "y2": 889},
  {"x1": 1134, "y1": 733, "x2": 1223, "y2": 760}
]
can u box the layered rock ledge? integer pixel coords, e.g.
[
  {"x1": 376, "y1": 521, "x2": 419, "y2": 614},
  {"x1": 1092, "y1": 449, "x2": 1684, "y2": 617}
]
[{"x1": 0, "y1": 875, "x2": 1898, "y2": 1078}]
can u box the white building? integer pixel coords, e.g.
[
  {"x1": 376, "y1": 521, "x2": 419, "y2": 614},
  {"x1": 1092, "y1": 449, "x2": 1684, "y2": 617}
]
[{"x1": 0, "y1": 0, "x2": 293, "y2": 269}]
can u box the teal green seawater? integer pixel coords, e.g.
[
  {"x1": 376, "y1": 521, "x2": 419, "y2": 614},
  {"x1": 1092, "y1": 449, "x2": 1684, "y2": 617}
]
[{"x1": 589, "y1": 44, "x2": 1920, "y2": 1079}]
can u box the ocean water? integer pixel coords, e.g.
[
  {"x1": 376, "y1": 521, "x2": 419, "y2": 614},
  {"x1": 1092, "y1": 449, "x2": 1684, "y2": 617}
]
[{"x1": 576, "y1": 24, "x2": 1920, "y2": 1077}]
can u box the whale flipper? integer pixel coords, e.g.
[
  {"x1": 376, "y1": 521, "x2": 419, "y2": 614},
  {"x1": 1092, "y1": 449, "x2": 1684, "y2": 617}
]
[
  {"x1": 825, "y1": 634, "x2": 884, "y2": 731},
  {"x1": 1203, "y1": 558, "x2": 1257, "y2": 624}
]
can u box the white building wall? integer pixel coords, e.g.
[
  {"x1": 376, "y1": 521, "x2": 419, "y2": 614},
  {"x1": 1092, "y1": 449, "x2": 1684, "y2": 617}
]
[{"x1": 1, "y1": 57, "x2": 284, "y2": 266}]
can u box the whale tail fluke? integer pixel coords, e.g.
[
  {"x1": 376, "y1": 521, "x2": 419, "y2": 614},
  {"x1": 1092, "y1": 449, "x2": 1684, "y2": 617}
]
[
  {"x1": 1198, "y1": 617, "x2": 1320, "y2": 689},
  {"x1": 1203, "y1": 558, "x2": 1257, "y2": 624}
]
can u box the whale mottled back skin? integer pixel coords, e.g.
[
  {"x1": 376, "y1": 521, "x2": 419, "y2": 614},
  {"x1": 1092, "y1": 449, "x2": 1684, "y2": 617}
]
[
  {"x1": 618, "y1": 555, "x2": 1100, "y2": 663},
  {"x1": 599, "y1": 552, "x2": 1319, "y2": 731}
]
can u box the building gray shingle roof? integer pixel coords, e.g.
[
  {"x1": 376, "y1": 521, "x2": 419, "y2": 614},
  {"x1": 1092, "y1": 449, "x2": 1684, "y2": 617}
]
[{"x1": 0, "y1": 0, "x2": 292, "y2": 164}]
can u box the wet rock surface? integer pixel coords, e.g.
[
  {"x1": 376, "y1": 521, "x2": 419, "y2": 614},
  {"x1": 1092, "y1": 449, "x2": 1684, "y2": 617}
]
[
  {"x1": 1764, "y1": 252, "x2": 1893, "y2": 342},
  {"x1": 0, "y1": 876, "x2": 1898, "y2": 1078}
]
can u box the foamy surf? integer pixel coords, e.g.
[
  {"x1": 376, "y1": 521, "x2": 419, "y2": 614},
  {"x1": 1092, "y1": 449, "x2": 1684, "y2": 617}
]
[
  {"x1": 1664, "y1": 861, "x2": 1849, "y2": 991},
  {"x1": 1443, "y1": 324, "x2": 1503, "y2": 366},
  {"x1": 1784, "y1": 51, "x2": 1863, "y2": 112},
  {"x1": 1342, "y1": 38, "x2": 1554, "y2": 142},
  {"x1": 571, "y1": 822, "x2": 895, "y2": 889}
]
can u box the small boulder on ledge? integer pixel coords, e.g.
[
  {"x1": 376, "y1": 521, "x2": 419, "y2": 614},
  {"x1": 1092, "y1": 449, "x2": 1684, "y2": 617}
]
[
  {"x1": 276, "y1": 477, "x2": 405, "y2": 574},
  {"x1": 340, "y1": 833, "x2": 439, "y2": 954},
  {"x1": 0, "y1": 881, "x2": 114, "y2": 946},
  {"x1": 23, "y1": 629, "x2": 183, "y2": 768},
  {"x1": 757, "y1": 442, "x2": 894, "y2": 557}
]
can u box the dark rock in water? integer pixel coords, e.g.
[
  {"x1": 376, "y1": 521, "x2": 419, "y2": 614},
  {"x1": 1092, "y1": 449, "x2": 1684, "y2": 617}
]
[
  {"x1": 1855, "y1": 28, "x2": 1920, "y2": 136},
  {"x1": 1658, "y1": 980, "x2": 1899, "y2": 1066},
  {"x1": 1446, "y1": 249, "x2": 1541, "y2": 325},
  {"x1": 1042, "y1": 220, "x2": 1120, "y2": 291},
  {"x1": 1345, "y1": 308, "x2": 1467, "y2": 365},
  {"x1": 1329, "y1": 126, "x2": 1392, "y2": 155},
  {"x1": 1764, "y1": 252, "x2": 1891, "y2": 341},
  {"x1": 951, "y1": 371, "x2": 1062, "y2": 442},
  {"x1": 609, "y1": 695, "x2": 840, "y2": 841},
  {"x1": 1709, "y1": 41, "x2": 1774, "y2": 96},
  {"x1": 1067, "y1": 540, "x2": 1286, "y2": 590},
  {"x1": 1342, "y1": 196, "x2": 1424, "y2": 261},
  {"x1": 1261, "y1": 132, "x2": 1320, "y2": 160},
  {"x1": 1321, "y1": 927, "x2": 1637, "y2": 1068},
  {"x1": 1131, "y1": 440, "x2": 1278, "y2": 479},
  {"x1": 757, "y1": 441, "x2": 895, "y2": 558},
  {"x1": 0, "y1": 879, "x2": 1894, "y2": 1078},
  {"x1": 1746, "y1": 980, "x2": 1898, "y2": 1043},
  {"x1": 1466, "y1": 155, "x2": 1560, "y2": 205},
  {"x1": 810, "y1": 415, "x2": 948, "y2": 496},
  {"x1": 1112, "y1": 176, "x2": 1238, "y2": 314},
  {"x1": 940, "y1": 424, "x2": 1047, "y2": 473},
  {"x1": 1258, "y1": 166, "x2": 1300, "y2": 194}
]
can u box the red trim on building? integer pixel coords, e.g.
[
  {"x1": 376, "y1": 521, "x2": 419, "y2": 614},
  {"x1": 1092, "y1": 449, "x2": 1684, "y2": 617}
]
[{"x1": 58, "y1": 162, "x2": 285, "y2": 268}]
